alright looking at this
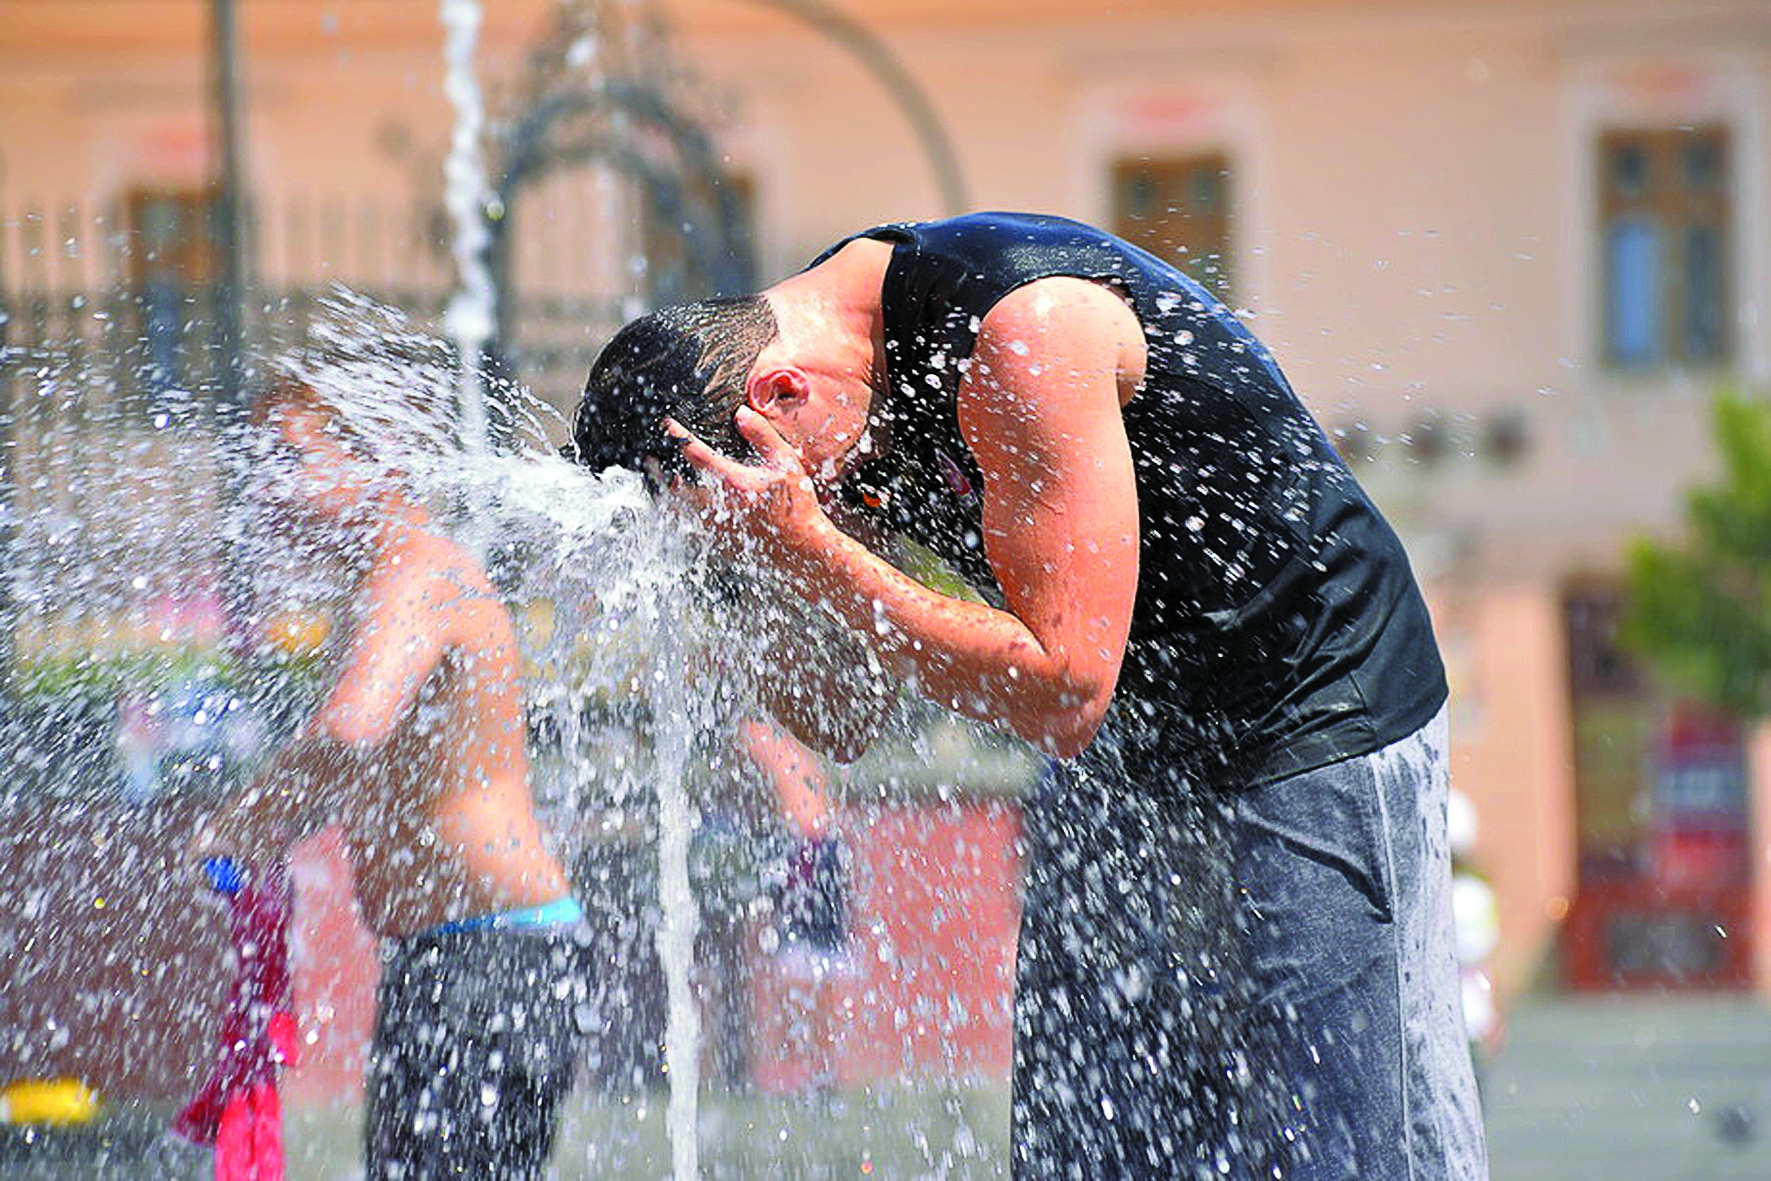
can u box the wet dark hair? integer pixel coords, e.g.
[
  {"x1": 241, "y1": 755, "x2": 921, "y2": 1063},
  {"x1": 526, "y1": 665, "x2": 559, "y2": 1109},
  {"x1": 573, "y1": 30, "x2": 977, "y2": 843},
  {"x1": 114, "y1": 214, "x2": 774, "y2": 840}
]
[{"x1": 570, "y1": 295, "x2": 779, "y2": 480}]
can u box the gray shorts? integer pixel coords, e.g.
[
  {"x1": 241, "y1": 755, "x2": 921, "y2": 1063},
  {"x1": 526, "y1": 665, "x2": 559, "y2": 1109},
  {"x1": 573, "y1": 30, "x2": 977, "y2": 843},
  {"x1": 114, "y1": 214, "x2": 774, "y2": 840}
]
[
  {"x1": 1013, "y1": 706, "x2": 1487, "y2": 1179},
  {"x1": 1233, "y1": 707, "x2": 1487, "y2": 1179},
  {"x1": 367, "y1": 924, "x2": 593, "y2": 1180}
]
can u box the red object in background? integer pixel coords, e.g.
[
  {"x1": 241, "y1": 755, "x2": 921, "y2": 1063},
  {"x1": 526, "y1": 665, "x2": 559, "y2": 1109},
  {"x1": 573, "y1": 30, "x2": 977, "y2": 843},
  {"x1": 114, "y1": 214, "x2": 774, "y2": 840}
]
[
  {"x1": 210, "y1": 1082, "x2": 284, "y2": 1181},
  {"x1": 1565, "y1": 698, "x2": 1754, "y2": 992},
  {"x1": 0, "y1": 799, "x2": 235, "y2": 1100},
  {"x1": 1562, "y1": 880, "x2": 1751, "y2": 992},
  {"x1": 749, "y1": 801, "x2": 1021, "y2": 1091},
  {"x1": 1653, "y1": 828, "x2": 1750, "y2": 890},
  {"x1": 1653, "y1": 704, "x2": 1751, "y2": 888},
  {"x1": 174, "y1": 864, "x2": 299, "y2": 1181}
]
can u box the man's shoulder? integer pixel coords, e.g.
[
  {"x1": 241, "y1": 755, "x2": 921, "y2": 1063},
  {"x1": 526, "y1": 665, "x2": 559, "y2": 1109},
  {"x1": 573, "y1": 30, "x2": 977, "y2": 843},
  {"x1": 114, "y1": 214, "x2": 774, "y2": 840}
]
[{"x1": 977, "y1": 274, "x2": 1135, "y2": 335}]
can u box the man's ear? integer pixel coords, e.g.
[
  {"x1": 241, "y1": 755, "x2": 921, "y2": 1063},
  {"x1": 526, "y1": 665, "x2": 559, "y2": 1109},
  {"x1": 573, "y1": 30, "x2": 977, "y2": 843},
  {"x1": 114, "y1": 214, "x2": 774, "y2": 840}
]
[{"x1": 745, "y1": 366, "x2": 809, "y2": 415}]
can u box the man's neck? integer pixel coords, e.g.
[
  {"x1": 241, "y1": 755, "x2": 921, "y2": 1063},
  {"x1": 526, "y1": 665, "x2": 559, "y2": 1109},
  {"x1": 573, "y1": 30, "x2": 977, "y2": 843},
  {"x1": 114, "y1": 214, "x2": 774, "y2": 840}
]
[{"x1": 768, "y1": 239, "x2": 890, "y2": 393}]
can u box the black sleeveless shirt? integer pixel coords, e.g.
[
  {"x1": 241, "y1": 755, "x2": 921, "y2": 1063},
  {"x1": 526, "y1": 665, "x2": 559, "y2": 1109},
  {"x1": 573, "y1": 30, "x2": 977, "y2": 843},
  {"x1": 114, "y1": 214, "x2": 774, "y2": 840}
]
[{"x1": 815, "y1": 212, "x2": 1446, "y2": 785}]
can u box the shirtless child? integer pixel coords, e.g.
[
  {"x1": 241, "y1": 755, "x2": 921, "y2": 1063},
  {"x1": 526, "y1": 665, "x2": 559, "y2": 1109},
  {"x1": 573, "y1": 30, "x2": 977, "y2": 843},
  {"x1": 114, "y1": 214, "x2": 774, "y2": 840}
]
[{"x1": 203, "y1": 375, "x2": 587, "y2": 1181}]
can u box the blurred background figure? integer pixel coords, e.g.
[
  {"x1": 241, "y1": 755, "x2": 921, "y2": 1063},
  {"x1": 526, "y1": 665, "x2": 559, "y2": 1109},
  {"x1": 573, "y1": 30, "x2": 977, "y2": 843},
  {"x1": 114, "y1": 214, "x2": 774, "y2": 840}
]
[
  {"x1": 200, "y1": 374, "x2": 590, "y2": 1181},
  {"x1": 1449, "y1": 789, "x2": 1503, "y2": 1085},
  {"x1": 740, "y1": 719, "x2": 855, "y2": 1096},
  {"x1": 577, "y1": 712, "x2": 855, "y2": 1097}
]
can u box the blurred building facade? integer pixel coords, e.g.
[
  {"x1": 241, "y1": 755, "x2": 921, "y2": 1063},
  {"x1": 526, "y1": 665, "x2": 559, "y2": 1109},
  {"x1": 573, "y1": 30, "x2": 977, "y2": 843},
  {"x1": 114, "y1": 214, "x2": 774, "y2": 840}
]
[{"x1": 2, "y1": 0, "x2": 1770, "y2": 1099}]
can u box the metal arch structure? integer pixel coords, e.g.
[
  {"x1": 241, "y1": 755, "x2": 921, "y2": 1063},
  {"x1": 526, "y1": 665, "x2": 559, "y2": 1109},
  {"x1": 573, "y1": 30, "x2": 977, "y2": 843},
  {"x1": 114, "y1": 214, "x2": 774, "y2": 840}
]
[
  {"x1": 485, "y1": 78, "x2": 758, "y2": 331},
  {"x1": 484, "y1": 0, "x2": 970, "y2": 332},
  {"x1": 470, "y1": 0, "x2": 969, "y2": 432},
  {"x1": 732, "y1": 0, "x2": 968, "y2": 217},
  {"x1": 471, "y1": 4, "x2": 760, "y2": 444},
  {"x1": 476, "y1": 0, "x2": 764, "y2": 380}
]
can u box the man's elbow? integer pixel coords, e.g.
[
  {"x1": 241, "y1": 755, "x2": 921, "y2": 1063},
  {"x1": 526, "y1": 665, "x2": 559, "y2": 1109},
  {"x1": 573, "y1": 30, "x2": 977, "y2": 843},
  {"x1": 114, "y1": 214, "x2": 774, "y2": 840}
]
[
  {"x1": 1023, "y1": 685, "x2": 1111, "y2": 760},
  {"x1": 1035, "y1": 717, "x2": 1103, "y2": 761},
  {"x1": 823, "y1": 734, "x2": 870, "y2": 766},
  {"x1": 801, "y1": 709, "x2": 881, "y2": 766}
]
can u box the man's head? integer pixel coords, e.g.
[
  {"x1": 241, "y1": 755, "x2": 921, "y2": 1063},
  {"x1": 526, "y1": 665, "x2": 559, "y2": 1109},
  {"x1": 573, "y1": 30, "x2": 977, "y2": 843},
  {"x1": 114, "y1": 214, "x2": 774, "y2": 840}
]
[
  {"x1": 572, "y1": 292, "x2": 876, "y2": 488},
  {"x1": 571, "y1": 296, "x2": 779, "y2": 481}
]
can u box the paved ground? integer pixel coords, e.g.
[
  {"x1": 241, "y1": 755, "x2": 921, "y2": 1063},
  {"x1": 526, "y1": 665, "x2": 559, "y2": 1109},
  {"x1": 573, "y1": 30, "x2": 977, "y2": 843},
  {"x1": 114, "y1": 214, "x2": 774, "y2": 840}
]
[
  {"x1": 275, "y1": 996, "x2": 1771, "y2": 1178},
  {"x1": 1482, "y1": 995, "x2": 1771, "y2": 1180},
  {"x1": 276, "y1": 997, "x2": 1771, "y2": 1179},
  {"x1": 280, "y1": 1083, "x2": 1014, "y2": 1180},
  {"x1": 29, "y1": 994, "x2": 1771, "y2": 1178}
]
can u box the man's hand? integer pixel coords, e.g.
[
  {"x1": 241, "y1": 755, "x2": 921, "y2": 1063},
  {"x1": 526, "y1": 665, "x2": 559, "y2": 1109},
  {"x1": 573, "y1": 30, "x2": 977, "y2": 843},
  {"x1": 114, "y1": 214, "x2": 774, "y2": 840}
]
[
  {"x1": 665, "y1": 407, "x2": 837, "y2": 568},
  {"x1": 661, "y1": 410, "x2": 890, "y2": 761}
]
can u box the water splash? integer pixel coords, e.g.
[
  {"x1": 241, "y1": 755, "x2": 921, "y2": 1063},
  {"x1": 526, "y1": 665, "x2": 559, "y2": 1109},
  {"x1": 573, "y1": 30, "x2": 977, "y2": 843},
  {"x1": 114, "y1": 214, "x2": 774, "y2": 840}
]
[
  {"x1": 0, "y1": 275, "x2": 1026, "y2": 1175},
  {"x1": 290, "y1": 292, "x2": 711, "y2": 1176},
  {"x1": 651, "y1": 631, "x2": 703, "y2": 1181},
  {"x1": 438, "y1": 0, "x2": 497, "y2": 456}
]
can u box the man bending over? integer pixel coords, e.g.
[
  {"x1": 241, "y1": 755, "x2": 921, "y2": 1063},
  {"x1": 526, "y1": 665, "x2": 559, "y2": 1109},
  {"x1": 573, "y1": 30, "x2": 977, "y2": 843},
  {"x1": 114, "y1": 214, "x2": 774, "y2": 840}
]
[{"x1": 568, "y1": 212, "x2": 1486, "y2": 1179}]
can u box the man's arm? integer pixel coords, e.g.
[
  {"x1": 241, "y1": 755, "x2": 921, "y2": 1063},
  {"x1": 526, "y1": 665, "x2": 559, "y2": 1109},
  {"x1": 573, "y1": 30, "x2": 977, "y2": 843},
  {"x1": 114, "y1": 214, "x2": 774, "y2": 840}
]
[
  {"x1": 675, "y1": 278, "x2": 1141, "y2": 758},
  {"x1": 951, "y1": 278, "x2": 1141, "y2": 752},
  {"x1": 746, "y1": 576, "x2": 893, "y2": 762}
]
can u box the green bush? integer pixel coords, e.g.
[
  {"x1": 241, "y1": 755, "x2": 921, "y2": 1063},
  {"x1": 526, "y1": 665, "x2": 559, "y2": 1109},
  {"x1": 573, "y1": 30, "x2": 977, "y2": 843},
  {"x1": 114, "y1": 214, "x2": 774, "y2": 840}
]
[{"x1": 1622, "y1": 391, "x2": 1771, "y2": 716}]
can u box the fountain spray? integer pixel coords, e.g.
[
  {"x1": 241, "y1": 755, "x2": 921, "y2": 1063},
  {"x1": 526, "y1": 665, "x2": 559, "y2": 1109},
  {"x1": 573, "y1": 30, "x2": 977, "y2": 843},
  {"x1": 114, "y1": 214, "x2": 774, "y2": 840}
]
[
  {"x1": 436, "y1": 5, "x2": 703, "y2": 1176},
  {"x1": 438, "y1": 0, "x2": 497, "y2": 456}
]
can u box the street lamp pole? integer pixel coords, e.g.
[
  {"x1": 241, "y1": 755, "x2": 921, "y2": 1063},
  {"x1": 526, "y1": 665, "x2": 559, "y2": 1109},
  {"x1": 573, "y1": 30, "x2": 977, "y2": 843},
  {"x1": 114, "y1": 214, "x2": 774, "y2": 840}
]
[
  {"x1": 735, "y1": 0, "x2": 968, "y2": 216},
  {"x1": 210, "y1": 0, "x2": 251, "y2": 413}
]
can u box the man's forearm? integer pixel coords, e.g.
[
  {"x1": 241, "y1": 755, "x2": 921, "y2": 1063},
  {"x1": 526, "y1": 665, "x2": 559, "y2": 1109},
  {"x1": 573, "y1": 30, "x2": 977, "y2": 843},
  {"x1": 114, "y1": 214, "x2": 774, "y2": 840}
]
[{"x1": 786, "y1": 520, "x2": 1104, "y2": 756}]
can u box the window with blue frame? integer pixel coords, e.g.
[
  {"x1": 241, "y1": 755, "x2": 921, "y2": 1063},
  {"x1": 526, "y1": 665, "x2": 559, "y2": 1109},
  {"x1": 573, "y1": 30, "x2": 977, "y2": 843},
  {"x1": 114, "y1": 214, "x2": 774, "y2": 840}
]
[{"x1": 1599, "y1": 127, "x2": 1732, "y2": 370}]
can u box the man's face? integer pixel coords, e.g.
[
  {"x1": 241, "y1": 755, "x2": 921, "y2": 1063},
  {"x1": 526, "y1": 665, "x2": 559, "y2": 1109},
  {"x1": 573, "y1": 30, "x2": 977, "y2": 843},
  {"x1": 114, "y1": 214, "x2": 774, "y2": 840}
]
[
  {"x1": 744, "y1": 359, "x2": 874, "y2": 488},
  {"x1": 793, "y1": 371, "x2": 875, "y2": 484}
]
